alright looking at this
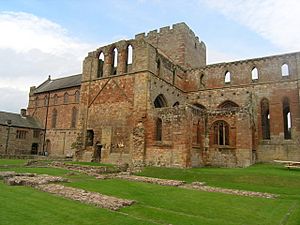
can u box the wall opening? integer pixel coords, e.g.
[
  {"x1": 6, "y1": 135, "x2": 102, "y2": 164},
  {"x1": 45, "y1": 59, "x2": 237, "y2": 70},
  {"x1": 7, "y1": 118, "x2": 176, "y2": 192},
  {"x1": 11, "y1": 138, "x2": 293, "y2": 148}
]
[
  {"x1": 281, "y1": 64, "x2": 289, "y2": 77},
  {"x1": 213, "y1": 120, "x2": 229, "y2": 146},
  {"x1": 224, "y1": 71, "x2": 231, "y2": 84},
  {"x1": 86, "y1": 130, "x2": 94, "y2": 146},
  {"x1": 218, "y1": 100, "x2": 239, "y2": 109},
  {"x1": 283, "y1": 97, "x2": 292, "y2": 139},
  {"x1": 154, "y1": 94, "x2": 168, "y2": 108},
  {"x1": 97, "y1": 52, "x2": 104, "y2": 78},
  {"x1": 71, "y1": 107, "x2": 78, "y2": 128},
  {"x1": 261, "y1": 98, "x2": 270, "y2": 140},
  {"x1": 64, "y1": 92, "x2": 69, "y2": 104},
  {"x1": 75, "y1": 91, "x2": 80, "y2": 103},
  {"x1": 111, "y1": 48, "x2": 118, "y2": 75},
  {"x1": 251, "y1": 67, "x2": 259, "y2": 80},
  {"x1": 157, "y1": 59, "x2": 161, "y2": 76},
  {"x1": 156, "y1": 118, "x2": 162, "y2": 141}
]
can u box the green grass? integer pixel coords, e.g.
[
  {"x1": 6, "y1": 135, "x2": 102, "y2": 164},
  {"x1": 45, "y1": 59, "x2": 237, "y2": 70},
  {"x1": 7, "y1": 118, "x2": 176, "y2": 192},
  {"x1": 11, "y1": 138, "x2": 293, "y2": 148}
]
[
  {"x1": 65, "y1": 161, "x2": 114, "y2": 167},
  {"x1": 0, "y1": 160, "x2": 300, "y2": 225},
  {"x1": 0, "y1": 159, "x2": 28, "y2": 166}
]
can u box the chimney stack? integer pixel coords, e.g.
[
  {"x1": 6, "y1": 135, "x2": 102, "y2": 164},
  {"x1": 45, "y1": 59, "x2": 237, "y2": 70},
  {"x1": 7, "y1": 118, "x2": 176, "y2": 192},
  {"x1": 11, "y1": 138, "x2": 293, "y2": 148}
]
[{"x1": 20, "y1": 109, "x2": 27, "y2": 117}]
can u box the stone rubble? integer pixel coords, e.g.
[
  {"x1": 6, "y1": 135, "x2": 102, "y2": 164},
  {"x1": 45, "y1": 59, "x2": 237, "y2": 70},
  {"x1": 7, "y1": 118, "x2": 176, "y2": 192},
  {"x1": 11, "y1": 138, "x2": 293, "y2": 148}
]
[
  {"x1": 115, "y1": 174, "x2": 186, "y2": 186},
  {"x1": 3, "y1": 174, "x2": 68, "y2": 186},
  {"x1": 36, "y1": 184, "x2": 135, "y2": 211},
  {"x1": 0, "y1": 171, "x2": 136, "y2": 210},
  {"x1": 181, "y1": 182, "x2": 278, "y2": 199}
]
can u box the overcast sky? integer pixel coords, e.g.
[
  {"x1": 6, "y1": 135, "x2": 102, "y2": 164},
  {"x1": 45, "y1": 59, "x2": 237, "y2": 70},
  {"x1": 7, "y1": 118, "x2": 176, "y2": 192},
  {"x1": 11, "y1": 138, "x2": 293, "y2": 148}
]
[{"x1": 0, "y1": 0, "x2": 300, "y2": 113}]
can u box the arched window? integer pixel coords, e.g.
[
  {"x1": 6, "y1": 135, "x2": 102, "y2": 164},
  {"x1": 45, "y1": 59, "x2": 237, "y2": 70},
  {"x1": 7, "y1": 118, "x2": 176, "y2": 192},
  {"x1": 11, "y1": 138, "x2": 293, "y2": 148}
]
[
  {"x1": 213, "y1": 120, "x2": 229, "y2": 146},
  {"x1": 111, "y1": 48, "x2": 118, "y2": 75},
  {"x1": 218, "y1": 100, "x2": 239, "y2": 108},
  {"x1": 156, "y1": 118, "x2": 162, "y2": 141},
  {"x1": 53, "y1": 94, "x2": 58, "y2": 105},
  {"x1": 51, "y1": 109, "x2": 57, "y2": 129},
  {"x1": 261, "y1": 98, "x2": 270, "y2": 139},
  {"x1": 71, "y1": 107, "x2": 78, "y2": 128},
  {"x1": 225, "y1": 71, "x2": 231, "y2": 83},
  {"x1": 281, "y1": 64, "x2": 289, "y2": 77},
  {"x1": 173, "y1": 101, "x2": 179, "y2": 107},
  {"x1": 283, "y1": 97, "x2": 292, "y2": 139},
  {"x1": 154, "y1": 94, "x2": 168, "y2": 108},
  {"x1": 252, "y1": 67, "x2": 259, "y2": 80},
  {"x1": 44, "y1": 96, "x2": 48, "y2": 106},
  {"x1": 127, "y1": 45, "x2": 133, "y2": 65},
  {"x1": 64, "y1": 93, "x2": 69, "y2": 104},
  {"x1": 157, "y1": 59, "x2": 161, "y2": 76},
  {"x1": 97, "y1": 52, "x2": 104, "y2": 78},
  {"x1": 75, "y1": 91, "x2": 80, "y2": 103}
]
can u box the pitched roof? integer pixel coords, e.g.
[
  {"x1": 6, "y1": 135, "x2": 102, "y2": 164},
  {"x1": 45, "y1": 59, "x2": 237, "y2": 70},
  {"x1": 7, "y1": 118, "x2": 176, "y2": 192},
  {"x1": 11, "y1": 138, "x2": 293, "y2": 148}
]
[
  {"x1": 0, "y1": 111, "x2": 43, "y2": 129},
  {"x1": 34, "y1": 74, "x2": 82, "y2": 94}
]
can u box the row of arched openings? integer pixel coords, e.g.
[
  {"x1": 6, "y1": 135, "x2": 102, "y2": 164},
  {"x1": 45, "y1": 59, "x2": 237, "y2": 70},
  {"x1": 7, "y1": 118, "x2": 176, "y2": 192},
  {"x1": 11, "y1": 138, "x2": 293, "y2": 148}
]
[
  {"x1": 224, "y1": 63, "x2": 290, "y2": 84},
  {"x1": 261, "y1": 97, "x2": 292, "y2": 140},
  {"x1": 51, "y1": 107, "x2": 78, "y2": 129},
  {"x1": 37, "y1": 91, "x2": 80, "y2": 107},
  {"x1": 97, "y1": 45, "x2": 133, "y2": 78}
]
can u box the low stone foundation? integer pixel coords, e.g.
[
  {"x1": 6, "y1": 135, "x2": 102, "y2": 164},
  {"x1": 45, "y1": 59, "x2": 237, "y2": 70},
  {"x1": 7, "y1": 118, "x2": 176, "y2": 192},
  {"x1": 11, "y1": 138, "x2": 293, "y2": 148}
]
[{"x1": 36, "y1": 184, "x2": 135, "y2": 211}]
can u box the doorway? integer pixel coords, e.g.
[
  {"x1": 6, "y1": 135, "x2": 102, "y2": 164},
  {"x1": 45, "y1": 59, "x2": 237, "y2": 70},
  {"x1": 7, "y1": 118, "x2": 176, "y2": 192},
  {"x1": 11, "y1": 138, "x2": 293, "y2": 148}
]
[{"x1": 31, "y1": 143, "x2": 38, "y2": 155}]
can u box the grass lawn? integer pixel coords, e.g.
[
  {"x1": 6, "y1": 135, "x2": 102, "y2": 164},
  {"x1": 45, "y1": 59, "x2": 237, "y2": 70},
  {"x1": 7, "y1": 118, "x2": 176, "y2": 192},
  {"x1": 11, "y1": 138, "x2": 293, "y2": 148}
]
[{"x1": 0, "y1": 160, "x2": 299, "y2": 225}]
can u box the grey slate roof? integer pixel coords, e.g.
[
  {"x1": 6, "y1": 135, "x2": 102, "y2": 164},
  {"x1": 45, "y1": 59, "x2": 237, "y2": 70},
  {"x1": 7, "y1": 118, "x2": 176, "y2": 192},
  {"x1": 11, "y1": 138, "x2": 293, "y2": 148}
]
[
  {"x1": 34, "y1": 74, "x2": 82, "y2": 93},
  {"x1": 0, "y1": 111, "x2": 43, "y2": 129}
]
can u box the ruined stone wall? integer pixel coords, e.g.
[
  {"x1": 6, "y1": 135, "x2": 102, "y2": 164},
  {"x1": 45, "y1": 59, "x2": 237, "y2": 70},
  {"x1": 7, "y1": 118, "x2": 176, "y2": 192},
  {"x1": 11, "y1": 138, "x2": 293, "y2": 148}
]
[{"x1": 136, "y1": 22, "x2": 206, "y2": 69}]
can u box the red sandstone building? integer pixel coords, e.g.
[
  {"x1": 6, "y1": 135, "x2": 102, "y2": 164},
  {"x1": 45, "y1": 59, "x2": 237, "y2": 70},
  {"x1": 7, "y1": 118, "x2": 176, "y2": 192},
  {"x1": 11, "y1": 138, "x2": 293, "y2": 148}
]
[{"x1": 26, "y1": 23, "x2": 300, "y2": 167}]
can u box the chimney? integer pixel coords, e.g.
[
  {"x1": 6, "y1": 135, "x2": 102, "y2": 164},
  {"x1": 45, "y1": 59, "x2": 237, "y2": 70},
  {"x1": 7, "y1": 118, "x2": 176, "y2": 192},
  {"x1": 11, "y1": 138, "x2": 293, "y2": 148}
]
[{"x1": 20, "y1": 109, "x2": 27, "y2": 117}]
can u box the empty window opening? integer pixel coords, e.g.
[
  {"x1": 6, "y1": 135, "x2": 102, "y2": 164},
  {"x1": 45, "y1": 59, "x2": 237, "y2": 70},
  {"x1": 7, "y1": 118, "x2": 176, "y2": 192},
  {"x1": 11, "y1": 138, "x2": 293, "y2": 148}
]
[
  {"x1": 35, "y1": 96, "x2": 39, "y2": 107},
  {"x1": 218, "y1": 100, "x2": 239, "y2": 109},
  {"x1": 283, "y1": 97, "x2": 292, "y2": 139},
  {"x1": 97, "y1": 52, "x2": 104, "y2": 78},
  {"x1": 261, "y1": 98, "x2": 270, "y2": 139},
  {"x1": 281, "y1": 64, "x2": 289, "y2": 77},
  {"x1": 193, "y1": 103, "x2": 206, "y2": 110},
  {"x1": 252, "y1": 67, "x2": 259, "y2": 80},
  {"x1": 111, "y1": 48, "x2": 118, "y2": 75},
  {"x1": 64, "y1": 93, "x2": 69, "y2": 104},
  {"x1": 225, "y1": 71, "x2": 231, "y2": 83},
  {"x1": 75, "y1": 91, "x2": 80, "y2": 103},
  {"x1": 86, "y1": 130, "x2": 94, "y2": 146},
  {"x1": 156, "y1": 118, "x2": 162, "y2": 141},
  {"x1": 154, "y1": 94, "x2": 168, "y2": 108},
  {"x1": 51, "y1": 109, "x2": 57, "y2": 129},
  {"x1": 127, "y1": 45, "x2": 133, "y2": 65},
  {"x1": 71, "y1": 107, "x2": 78, "y2": 128},
  {"x1": 213, "y1": 121, "x2": 229, "y2": 146}
]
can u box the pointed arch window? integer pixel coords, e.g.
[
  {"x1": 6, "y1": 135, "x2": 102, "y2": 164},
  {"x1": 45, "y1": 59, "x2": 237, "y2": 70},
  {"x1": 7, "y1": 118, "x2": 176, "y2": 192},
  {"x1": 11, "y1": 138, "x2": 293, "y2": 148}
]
[
  {"x1": 196, "y1": 120, "x2": 201, "y2": 145},
  {"x1": 71, "y1": 107, "x2": 78, "y2": 128},
  {"x1": 64, "y1": 92, "x2": 69, "y2": 104},
  {"x1": 251, "y1": 67, "x2": 259, "y2": 80},
  {"x1": 261, "y1": 98, "x2": 270, "y2": 139},
  {"x1": 51, "y1": 109, "x2": 57, "y2": 129},
  {"x1": 225, "y1": 71, "x2": 231, "y2": 84},
  {"x1": 75, "y1": 91, "x2": 80, "y2": 103},
  {"x1": 156, "y1": 118, "x2": 162, "y2": 141},
  {"x1": 154, "y1": 94, "x2": 168, "y2": 108},
  {"x1": 44, "y1": 96, "x2": 48, "y2": 106},
  {"x1": 283, "y1": 97, "x2": 292, "y2": 139},
  {"x1": 53, "y1": 94, "x2": 58, "y2": 105},
  {"x1": 218, "y1": 100, "x2": 239, "y2": 109},
  {"x1": 127, "y1": 45, "x2": 133, "y2": 65},
  {"x1": 281, "y1": 64, "x2": 289, "y2": 77},
  {"x1": 97, "y1": 52, "x2": 104, "y2": 78},
  {"x1": 157, "y1": 59, "x2": 161, "y2": 76}
]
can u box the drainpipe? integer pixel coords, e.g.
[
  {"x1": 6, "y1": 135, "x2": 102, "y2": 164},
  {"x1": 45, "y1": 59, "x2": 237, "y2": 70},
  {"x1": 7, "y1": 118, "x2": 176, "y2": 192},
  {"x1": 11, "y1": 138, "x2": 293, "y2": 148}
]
[{"x1": 42, "y1": 92, "x2": 50, "y2": 155}]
